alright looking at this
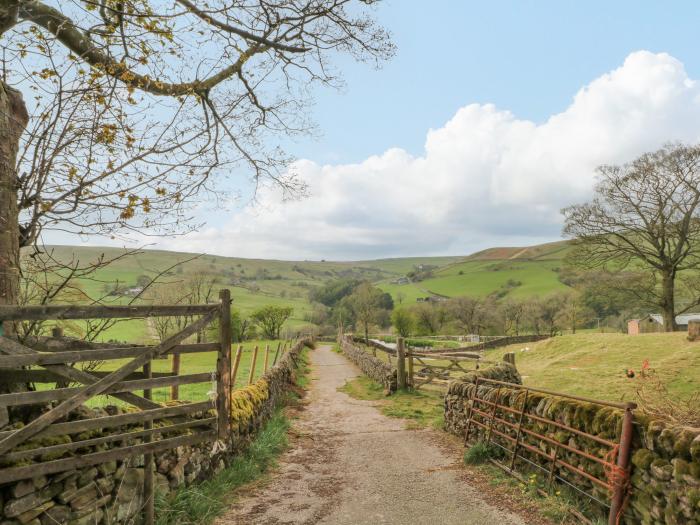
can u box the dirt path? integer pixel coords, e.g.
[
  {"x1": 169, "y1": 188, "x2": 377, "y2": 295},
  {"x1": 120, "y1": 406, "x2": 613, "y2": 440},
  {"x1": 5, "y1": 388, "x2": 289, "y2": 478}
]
[{"x1": 216, "y1": 345, "x2": 530, "y2": 525}]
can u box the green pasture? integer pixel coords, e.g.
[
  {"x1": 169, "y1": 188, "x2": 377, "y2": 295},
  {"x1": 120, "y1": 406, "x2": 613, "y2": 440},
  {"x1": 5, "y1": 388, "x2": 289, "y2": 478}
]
[
  {"x1": 74, "y1": 339, "x2": 289, "y2": 408},
  {"x1": 488, "y1": 332, "x2": 700, "y2": 402},
  {"x1": 423, "y1": 259, "x2": 567, "y2": 298}
]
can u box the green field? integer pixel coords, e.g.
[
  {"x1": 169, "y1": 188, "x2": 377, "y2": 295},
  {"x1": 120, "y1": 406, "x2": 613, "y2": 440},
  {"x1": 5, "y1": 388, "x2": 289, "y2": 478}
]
[
  {"x1": 377, "y1": 241, "x2": 571, "y2": 303},
  {"x1": 488, "y1": 332, "x2": 700, "y2": 402},
  {"x1": 81, "y1": 339, "x2": 288, "y2": 408}
]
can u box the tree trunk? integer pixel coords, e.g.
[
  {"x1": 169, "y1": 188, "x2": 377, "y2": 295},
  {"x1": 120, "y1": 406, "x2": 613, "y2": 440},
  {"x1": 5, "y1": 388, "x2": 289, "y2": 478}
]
[
  {"x1": 0, "y1": 82, "x2": 29, "y2": 406},
  {"x1": 0, "y1": 82, "x2": 28, "y2": 327},
  {"x1": 661, "y1": 271, "x2": 677, "y2": 332}
]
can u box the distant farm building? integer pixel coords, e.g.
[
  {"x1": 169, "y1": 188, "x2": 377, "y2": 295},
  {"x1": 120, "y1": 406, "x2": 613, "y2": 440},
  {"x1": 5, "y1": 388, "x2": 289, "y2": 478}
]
[{"x1": 628, "y1": 313, "x2": 700, "y2": 334}]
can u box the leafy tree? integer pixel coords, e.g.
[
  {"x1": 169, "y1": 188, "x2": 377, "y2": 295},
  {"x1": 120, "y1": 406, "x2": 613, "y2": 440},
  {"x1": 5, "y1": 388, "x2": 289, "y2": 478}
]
[
  {"x1": 349, "y1": 282, "x2": 380, "y2": 342},
  {"x1": 563, "y1": 144, "x2": 700, "y2": 331},
  {"x1": 448, "y1": 296, "x2": 493, "y2": 335},
  {"x1": 554, "y1": 292, "x2": 594, "y2": 334},
  {"x1": 230, "y1": 309, "x2": 253, "y2": 343},
  {"x1": 391, "y1": 308, "x2": 414, "y2": 338},
  {"x1": 251, "y1": 305, "x2": 293, "y2": 339},
  {"x1": 412, "y1": 302, "x2": 447, "y2": 335},
  {"x1": 498, "y1": 298, "x2": 526, "y2": 335},
  {"x1": 309, "y1": 278, "x2": 360, "y2": 307}
]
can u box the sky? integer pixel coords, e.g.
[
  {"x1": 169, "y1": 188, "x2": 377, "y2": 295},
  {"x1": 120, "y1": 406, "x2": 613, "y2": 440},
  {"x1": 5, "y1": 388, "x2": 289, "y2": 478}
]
[{"x1": 59, "y1": 0, "x2": 700, "y2": 260}]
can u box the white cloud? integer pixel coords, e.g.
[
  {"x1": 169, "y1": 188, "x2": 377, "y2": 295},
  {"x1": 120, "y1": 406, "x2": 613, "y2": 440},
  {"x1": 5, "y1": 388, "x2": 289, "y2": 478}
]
[{"x1": 162, "y1": 51, "x2": 700, "y2": 260}]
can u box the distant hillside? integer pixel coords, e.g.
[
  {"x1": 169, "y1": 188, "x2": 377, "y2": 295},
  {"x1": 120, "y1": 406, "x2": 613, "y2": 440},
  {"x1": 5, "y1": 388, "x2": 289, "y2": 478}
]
[
  {"x1": 466, "y1": 240, "x2": 571, "y2": 261},
  {"x1": 378, "y1": 240, "x2": 572, "y2": 302},
  {"x1": 34, "y1": 241, "x2": 571, "y2": 342}
]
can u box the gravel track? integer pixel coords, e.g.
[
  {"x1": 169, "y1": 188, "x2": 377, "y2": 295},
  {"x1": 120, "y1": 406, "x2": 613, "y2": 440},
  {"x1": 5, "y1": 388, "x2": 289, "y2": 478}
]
[{"x1": 216, "y1": 345, "x2": 529, "y2": 525}]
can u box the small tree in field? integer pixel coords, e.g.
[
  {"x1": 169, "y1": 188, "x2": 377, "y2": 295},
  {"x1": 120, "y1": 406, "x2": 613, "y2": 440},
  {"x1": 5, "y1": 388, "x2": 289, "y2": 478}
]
[
  {"x1": 391, "y1": 308, "x2": 414, "y2": 338},
  {"x1": 252, "y1": 305, "x2": 293, "y2": 339},
  {"x1": 563, "y1": 144, "x2": 700, "y2": 331},
  {"x1": 348, "y1": 282, "x2": 381, "y2": 343}
]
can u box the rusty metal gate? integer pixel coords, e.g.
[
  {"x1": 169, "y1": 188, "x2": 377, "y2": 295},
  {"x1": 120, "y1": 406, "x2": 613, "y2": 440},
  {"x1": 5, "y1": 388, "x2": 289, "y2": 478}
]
[{"x1": 463, "y1": 377, "x2": 635, "y2": 525}]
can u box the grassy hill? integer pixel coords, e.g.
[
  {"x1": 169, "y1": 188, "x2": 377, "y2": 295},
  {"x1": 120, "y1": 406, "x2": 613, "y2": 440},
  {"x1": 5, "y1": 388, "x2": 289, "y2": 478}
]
[
  {"x1": 377, "y1": 240, "x2": 571, "y2": 302},
  {"x1": 36, "y1": 246, "x2": 466, "y2": 342},
  {"x1": 488, "y1": 332, "x2": 700, "y2": 402},
  {"x1": 33, "y1": 241, "x2": 574, "y2": 342}
]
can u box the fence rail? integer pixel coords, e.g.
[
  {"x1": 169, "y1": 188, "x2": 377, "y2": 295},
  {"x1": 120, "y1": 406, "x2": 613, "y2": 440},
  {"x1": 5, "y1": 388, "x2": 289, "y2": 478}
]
[{"x1": 351, "y1": 335, "x2": 490, "y2": 389}]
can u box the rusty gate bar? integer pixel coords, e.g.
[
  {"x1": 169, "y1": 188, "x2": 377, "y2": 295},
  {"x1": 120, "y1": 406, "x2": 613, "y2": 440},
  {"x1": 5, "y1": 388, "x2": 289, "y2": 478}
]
[
  {"x1": 463, "y1": 376, "x2": 636, "y2": 523},
  {"x1": 609, "y1": 406, "x2": 635, "y2": 525}
]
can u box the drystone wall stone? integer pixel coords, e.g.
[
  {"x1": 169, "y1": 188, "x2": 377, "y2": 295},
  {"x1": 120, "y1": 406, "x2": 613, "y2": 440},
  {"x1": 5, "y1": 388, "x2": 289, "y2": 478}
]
[{"x1": 339, "y1": 336, "x2": 397, "y2": 392}]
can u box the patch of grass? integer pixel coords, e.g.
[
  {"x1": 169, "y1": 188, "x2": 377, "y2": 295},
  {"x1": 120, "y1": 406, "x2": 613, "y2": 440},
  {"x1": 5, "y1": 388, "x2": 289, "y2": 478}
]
[
  {"x1": 463, "y1": 441, "x2": 496, "y2": 465},
  {"x1": 155, "y1": 344, "x2": 312, "y2": 524},
  {"x1": 155, "y1": 410, "x2": 290, "y2": 524},
  {"x1": 471, "y1": 463, "x2": 602, "y2": 524},
  {"x1": 488, "y1": 332, "x2": 700, "y2": 402},
  {"x1": 294, "y1": 347, "x2": 312, "y2": 389},
  {"x1": 338, "y1": 377, "x2": 444, "y2": 430}
]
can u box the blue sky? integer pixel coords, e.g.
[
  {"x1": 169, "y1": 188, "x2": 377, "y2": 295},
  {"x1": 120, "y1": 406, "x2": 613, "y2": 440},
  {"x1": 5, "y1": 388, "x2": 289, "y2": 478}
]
[
  {"x1": 69, "y1": 1, "x2": 700, "y2": 260},
  {"x1": 295, "y1": 0, "x2": 700, "y2": 163}
]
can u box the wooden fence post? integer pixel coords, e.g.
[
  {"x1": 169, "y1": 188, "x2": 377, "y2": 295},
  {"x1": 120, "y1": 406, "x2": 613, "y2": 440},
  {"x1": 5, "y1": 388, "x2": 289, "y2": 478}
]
[
  {"x1": 248, "y1": 345, "x2": 259, "y2": 385},
  {"x1": 143, "y1": 361, "x2": 154, "y2": 525},
  {"x1": 407, "y1": 346, "x2": 414, "y2": 388},
  {"x1": 396, "y1": 337, "x2": 406, "y2": 390},
  {"x1": 230, "y1": 345, "x2": 243, "y2": 389},
  {"x1": 170, "y1": 353, "x2": 181, "y2": 400},
  {"x1": 272, "y1": 342, "x2": 281, "y2": 366},
  {"x1": 217, "y1": 289, "x2": 232, "y2": 440},
  {"x1": 503, "y1": 352, "x2": 516, "y2": 366},
  {"x1": 263, "y1": 344, "x2": 270, "y2": 372}
]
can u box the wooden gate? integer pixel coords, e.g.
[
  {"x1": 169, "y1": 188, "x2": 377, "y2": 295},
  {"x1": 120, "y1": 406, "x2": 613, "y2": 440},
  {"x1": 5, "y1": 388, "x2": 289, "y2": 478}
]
[{"x1": 0, "y1": 289, "x2": 233, "y2": 523}]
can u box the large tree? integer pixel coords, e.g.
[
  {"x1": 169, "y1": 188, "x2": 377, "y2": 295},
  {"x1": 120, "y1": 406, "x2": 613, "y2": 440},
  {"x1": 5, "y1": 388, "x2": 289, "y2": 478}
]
[
  {"x1": 563, "y1": 144, "x2": 700, "y2": 331},
  {"x1": 0, "y1": 1, "x2": 393, "y2": 318}
]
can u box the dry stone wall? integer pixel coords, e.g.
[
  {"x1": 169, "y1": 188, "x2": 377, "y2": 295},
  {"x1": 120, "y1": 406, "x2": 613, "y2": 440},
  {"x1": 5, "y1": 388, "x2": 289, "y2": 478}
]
[
  {"x1": 339, "y1": 336, "x2": 397, "y2": 392},
  {"x1": 0, "y1": 339, "x2": 311, "y2": 525},
  {"x1": 444, "y1": 362, "x2": 700, "y2": 525}
]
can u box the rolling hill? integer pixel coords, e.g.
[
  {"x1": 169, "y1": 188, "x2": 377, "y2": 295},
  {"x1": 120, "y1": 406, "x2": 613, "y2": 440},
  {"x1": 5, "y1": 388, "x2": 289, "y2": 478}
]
[
  {"x1": 377, "y1": 240, "x2": 571, "y2": 302},
  {"x1": 32, "y1": 241, "x2": 572, "y2": 342}
]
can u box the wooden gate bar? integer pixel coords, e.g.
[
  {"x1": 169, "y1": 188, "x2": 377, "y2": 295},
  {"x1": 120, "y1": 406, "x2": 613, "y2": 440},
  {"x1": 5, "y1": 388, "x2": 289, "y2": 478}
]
[
  {"x1": 0, "y1": 336, "x2": 159, "y2": 410},
  {"x1": 0, "y1": 341, "x2": 219, "y2": 368},
  {"x1": 2, "y1": 418, "x2": 216, "y2": 463},
  {"x1": 143, "y1": 361, "x2": 155, "y2": 525},
  {"x1": 0, "y1": 310, "x2": 217, "y2": 457},
  {"x1": 0, "y1": 304, "x2": 218, "y2": 321},
  {"x1": 217, "y1": 289, "x2": 232, "y2": 440},
  {"x1": 0, "y1": 373, "x2": 212, "y2": 406},
  {"x1": 0, "y1": 401, "x2": 212, "y2": 441}
]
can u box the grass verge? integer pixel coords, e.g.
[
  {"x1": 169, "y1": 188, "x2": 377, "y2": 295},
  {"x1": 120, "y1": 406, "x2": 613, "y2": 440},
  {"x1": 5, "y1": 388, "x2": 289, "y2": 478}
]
[
  {"x1": 155, "y1": 346, "x2": 311, "y2": 524},
  {"x1": 155, "y1": 410, "x2": 290, "y2": 524},
  {"x1": 338, "y1": 376, "x2": 444, "y2": 430}
]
